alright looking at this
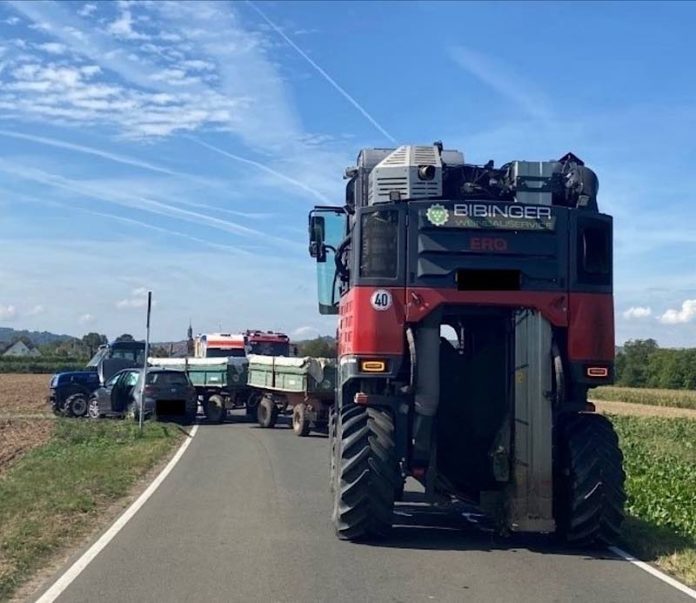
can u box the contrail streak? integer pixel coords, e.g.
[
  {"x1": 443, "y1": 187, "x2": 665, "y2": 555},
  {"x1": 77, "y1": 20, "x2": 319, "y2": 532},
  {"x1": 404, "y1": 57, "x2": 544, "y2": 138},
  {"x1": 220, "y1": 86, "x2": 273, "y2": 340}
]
[
  {"x1": 0, "y1": 160, "x2": 298, "y2": 248},
  {"x1": 0, "y1": 130, "x2": 277, "y2": 218},
  {"x1": 246, "y1": 1, "x2": 396, "y2": 143},
  {"x1": 190, "y1": 137, "x2": 331, "y2": 202}
]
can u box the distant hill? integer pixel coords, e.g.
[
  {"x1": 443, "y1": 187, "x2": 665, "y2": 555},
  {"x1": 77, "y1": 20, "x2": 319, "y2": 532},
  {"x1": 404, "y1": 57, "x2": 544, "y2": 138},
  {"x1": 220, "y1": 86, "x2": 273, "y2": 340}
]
[{"x1": 0, "y1": 327, "x2": 75, "y2": 346}]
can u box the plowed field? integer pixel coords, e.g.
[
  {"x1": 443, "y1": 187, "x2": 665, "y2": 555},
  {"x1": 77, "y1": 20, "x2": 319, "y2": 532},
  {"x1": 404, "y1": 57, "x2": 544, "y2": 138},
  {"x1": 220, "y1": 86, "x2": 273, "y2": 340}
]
[{"x1": 0, "y1": 374, "x2": 53, "y2": 474}]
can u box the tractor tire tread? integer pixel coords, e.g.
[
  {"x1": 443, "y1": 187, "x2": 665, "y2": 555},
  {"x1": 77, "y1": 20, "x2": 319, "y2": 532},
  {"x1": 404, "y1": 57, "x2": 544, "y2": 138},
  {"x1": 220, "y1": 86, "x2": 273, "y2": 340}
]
[
  {"x1": 333, "y1": 404, "x2": 397, "y2": 541},
  {"x1": 555, "y1": 413, "x2": 626, "y2": 547}
]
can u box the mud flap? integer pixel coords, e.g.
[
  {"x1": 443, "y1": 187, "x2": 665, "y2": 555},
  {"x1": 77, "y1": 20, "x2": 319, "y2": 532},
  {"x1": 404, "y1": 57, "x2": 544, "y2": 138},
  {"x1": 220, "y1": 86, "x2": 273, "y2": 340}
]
[{"x1": 508, "y1": 310, "x2": 555, "y2": 533}]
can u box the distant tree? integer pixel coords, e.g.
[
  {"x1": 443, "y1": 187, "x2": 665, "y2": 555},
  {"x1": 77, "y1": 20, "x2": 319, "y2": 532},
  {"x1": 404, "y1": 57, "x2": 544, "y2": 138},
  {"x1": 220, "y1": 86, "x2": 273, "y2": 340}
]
[
  {"x1": 150, "y1": 346, "x2": 170, "y2": 358},
  {"x1": 81, "y1": 332, "x2": 108, "y2": 356},
  {"x1": 115, "y1": 333, "x2": 135, "y2": 342},
  {"x1": 616, "y1": 339, "x2": 659, "y2": 387},
  {"x1": 296, "y1": 337, "x2": 336, "y2": 358}
]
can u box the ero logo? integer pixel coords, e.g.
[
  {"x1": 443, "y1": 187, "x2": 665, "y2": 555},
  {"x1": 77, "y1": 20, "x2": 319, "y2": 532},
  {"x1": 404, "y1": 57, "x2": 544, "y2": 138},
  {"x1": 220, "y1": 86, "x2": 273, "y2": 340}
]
[{"x1": 470, "y1": 237, "x2": 508, "y2": 252}]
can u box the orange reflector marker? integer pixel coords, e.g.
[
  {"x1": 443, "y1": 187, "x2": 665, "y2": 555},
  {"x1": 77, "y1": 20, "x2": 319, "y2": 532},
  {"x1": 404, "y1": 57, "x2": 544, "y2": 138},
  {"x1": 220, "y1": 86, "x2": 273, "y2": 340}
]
[
  {"x1": 587, "y1": 367, "x2": 609, "y2": 378},
  {"x1": 360, "y1": 360, "x2": 387, "y2": 373},
  {"x1": 354, "y1": 392, "x2": 369, "y2": 405}
]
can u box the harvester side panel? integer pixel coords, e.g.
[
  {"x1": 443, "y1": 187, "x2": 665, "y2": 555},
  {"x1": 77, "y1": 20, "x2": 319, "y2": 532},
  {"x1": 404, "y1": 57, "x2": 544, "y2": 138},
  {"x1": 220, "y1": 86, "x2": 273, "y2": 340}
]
[
  {"x1": 509, "y1": 310, "x2": 555, "y2": 532},
  {"x1": 567, "y1": 293, "x2": 614, "y2": 362}
]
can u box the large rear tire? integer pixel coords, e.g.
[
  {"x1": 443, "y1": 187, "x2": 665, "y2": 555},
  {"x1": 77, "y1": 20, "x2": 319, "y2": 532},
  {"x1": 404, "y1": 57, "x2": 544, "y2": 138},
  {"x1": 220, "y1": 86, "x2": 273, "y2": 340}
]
[
  {"x1": 332, "y1": 404, "x2": 398, "y2": 541},
  {"x1": 554, "y1": 412, "x2": 626, "y2": 547},
  {"x1": 65, "y1": 393, "x2": 89, "y2": 418},
  {"x1": 292, "y1": 404, "x2": 311, "y2": 437},
  {"x1": 328, "y1": 406, "x2": 337, "y2": 493},
  {"x1": 257, "y1": 396, "x2": 278, "y2": 428}
]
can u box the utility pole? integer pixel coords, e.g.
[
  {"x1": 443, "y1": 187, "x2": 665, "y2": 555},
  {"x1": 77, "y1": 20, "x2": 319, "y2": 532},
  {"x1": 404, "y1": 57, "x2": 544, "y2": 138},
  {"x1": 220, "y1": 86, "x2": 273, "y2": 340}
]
[{"x1": 140, "y1": 291, "x2": 152, "y2": 433}]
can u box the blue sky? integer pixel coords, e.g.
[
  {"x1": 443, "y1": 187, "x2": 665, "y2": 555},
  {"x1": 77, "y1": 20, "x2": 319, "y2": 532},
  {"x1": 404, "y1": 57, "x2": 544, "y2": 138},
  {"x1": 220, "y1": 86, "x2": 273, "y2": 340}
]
[{"x1": 0, "y1": 0, "x2": 695, "y2": 346}]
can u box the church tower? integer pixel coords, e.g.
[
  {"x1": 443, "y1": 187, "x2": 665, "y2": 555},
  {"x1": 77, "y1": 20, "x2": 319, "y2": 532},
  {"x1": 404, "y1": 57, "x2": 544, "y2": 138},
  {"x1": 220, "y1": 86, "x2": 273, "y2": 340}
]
[{"x1": 187, "y1": 321, "x2": 194, "y2": 356}]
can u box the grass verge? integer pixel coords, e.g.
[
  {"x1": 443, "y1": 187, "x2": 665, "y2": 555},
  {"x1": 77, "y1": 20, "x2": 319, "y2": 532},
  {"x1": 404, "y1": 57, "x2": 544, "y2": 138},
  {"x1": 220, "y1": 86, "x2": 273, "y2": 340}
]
[
  {"x1": 611, "y1": 414, "x2": 696, "y2": 586},
  {"x1": 594, "y1": 386, "x2": 696, "y2": 410},
  {"x1": 0, "y1": 419, "x2": 184, "y2": 600}
]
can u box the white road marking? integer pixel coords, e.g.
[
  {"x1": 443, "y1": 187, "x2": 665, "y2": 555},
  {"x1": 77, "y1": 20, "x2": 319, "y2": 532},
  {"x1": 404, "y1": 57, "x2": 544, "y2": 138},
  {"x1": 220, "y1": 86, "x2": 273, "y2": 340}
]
[
  {"x1": 609, "y1": 546, "x2": 696, "y2": 599},
  {"x1": 36, "y1": 424, "x2": 199, "y2": 603}
]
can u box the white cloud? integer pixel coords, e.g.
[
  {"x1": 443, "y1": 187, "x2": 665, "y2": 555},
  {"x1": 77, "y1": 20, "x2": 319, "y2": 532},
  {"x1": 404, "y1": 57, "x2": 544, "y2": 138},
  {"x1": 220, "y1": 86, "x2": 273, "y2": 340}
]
[
  {"x1": 0, "y1": 304, "x2": 18, "y2": 321},
  {"x1": 107, "y1": 5, "x2": 148, "y2": 40},
  {"x1": 623, "y1": 306, "x2": 652, "y2": 320},
  {"x1": 116, "y1": 288, "x2": 151, "y2": 310},
  {"x1": 79, "y1": 313, "x2": 95, "y2": 325},
  {"x1": 77, "y1": 3, "x2": 97, "y2": 18},
  {"x1": 4, "y1": 16, "x2": 20, "y2": 26},
  {"x1": 2, "y1": 0, "x2": 351, "y2": 203},
  {"x1": 658, "y1": 299, "x2": 696, "y2": 325},
  {"x1": 37, "y1": 42, "x2": 68, "y2": 55},
  {"x1": 26, "y1": 304, "x2": 45, "y2": 316}
]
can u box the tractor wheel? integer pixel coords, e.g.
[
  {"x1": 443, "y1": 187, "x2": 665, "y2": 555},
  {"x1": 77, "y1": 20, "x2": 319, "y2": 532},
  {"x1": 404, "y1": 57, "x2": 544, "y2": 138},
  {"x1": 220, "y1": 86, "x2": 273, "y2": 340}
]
[
  {"x1": 257, "y1": 396, "x2": 278, "y2": 428},
  {"x1": 554, "y1": 412, "x2": 626, "y2": 547},
  {"x1": 328, "y1": 406, "x2": 337, "y2": 493},
  {"x1": 292, "y1": 404, "x2": 311, "y2": 437},
  {"x1": 332, "y1": 404, "x2": 398, "y2": 541},
  {"x1": 87, "y1": 397, "x2": 102, "y2": 420},
  {"x1": 65, "y1": 393, "x2": 89, "y2": 418},
  {"x1": 204, "y1": 394, "x2": 225, "y2": 424}
]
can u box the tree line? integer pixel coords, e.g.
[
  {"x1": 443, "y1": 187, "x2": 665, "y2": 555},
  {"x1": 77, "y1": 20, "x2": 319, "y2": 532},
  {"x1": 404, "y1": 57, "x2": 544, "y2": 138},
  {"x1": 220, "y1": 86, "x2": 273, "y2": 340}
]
[{"x1": 615, "y1": 339, "x2": 696, "y2": 389}]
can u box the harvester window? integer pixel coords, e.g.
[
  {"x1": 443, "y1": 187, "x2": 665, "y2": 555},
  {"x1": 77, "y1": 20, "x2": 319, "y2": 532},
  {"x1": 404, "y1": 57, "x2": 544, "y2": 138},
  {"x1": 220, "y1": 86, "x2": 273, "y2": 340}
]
[
  {"x1": 581, "y1": 227, "x2": 610, "y2": 275},
  {"x1": 360, "y1": 210, "x2": 398, "y2": 278},
  {"x1": 577, "y1": 222, "x2": 611, "y2": 285}
]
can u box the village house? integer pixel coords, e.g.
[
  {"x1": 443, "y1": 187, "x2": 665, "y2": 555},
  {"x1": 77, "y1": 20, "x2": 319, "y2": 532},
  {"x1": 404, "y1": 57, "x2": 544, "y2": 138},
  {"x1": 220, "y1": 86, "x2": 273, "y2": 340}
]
[{"x1": 0, "y1": 340, "x2": 42, "y2": 358}]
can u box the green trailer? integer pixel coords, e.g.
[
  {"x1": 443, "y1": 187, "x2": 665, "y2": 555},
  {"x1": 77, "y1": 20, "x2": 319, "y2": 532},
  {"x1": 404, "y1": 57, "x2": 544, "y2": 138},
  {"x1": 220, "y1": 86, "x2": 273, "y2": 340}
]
[
  {"x1": 246, "y1": 354, "x2": 336, "y2": 436},
  {"x1": 148, "y1": 357, "x2": 250, "y2": 423}
]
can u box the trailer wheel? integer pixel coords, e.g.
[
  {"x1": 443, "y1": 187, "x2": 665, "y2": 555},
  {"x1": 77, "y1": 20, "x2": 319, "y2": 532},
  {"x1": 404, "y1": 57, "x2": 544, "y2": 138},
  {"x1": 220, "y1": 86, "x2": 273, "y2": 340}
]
[
  {"x1": 554, "y1": 413, "x2": 626, "y2": 547},
  {"x1": 246, "y1": 391, "x2": 262, "y2": 420},
  {"x1": 332, "y1": 404, "x2": 398, "y2": 541},
  {"x1": 292, "y1": 404, "x2": 311, "y2": 437},
  {"x1": 204, "y1": 394, "x2": 225, "y2": 424},
  {"x1": 257, "y1": 396, "x2": 278, "y2": 428},
  {"x1": 65, "y1": 393, "x2": 89, "y2": 418}
]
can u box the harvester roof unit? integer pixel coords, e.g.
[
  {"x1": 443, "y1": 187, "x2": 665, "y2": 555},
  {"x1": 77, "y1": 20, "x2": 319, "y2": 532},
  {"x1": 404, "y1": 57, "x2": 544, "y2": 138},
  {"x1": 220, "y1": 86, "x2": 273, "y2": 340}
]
[{"x1": 345, "y1": 143, "x2": 599, "y2": 212}]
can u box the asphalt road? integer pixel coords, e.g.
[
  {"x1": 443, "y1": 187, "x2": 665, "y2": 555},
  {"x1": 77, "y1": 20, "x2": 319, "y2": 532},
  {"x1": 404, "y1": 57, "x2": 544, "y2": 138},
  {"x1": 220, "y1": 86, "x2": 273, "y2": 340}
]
[{"x1": 34, "y1": 414, "x2": 692, "y2": 603}]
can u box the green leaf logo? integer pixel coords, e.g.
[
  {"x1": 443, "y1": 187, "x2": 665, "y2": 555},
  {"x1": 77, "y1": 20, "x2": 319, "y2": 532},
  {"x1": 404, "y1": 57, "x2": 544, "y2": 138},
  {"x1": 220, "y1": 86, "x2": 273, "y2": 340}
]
[{"x1": 426, "y1": 203, "x2": 449, "y2": 226}]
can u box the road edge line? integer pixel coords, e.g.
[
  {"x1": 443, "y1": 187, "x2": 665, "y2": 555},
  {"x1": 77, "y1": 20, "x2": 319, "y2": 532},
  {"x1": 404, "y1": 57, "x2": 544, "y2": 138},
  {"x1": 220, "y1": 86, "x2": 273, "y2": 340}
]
[
  {"x1": 609, "y1": 545, "x2": 696, "y2": 599},
  {"x1": 36, "y1": 424, "x2": 199, "y2": 603}
]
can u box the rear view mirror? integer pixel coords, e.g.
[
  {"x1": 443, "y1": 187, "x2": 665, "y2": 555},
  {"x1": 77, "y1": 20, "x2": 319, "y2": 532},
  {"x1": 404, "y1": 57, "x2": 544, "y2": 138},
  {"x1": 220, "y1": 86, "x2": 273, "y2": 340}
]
[{"x1": 309, "y1": 215, "x2": 327, "y2": 262}]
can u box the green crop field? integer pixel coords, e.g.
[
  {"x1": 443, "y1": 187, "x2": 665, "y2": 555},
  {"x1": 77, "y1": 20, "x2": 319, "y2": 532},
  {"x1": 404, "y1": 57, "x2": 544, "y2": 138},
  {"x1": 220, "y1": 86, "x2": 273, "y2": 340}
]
[
  {"x1": 593, "y1": 386, "x2": 696, "y2": 410},
  {"x1": 612, "y1": 415, "x2": 696, "y2": 586}
]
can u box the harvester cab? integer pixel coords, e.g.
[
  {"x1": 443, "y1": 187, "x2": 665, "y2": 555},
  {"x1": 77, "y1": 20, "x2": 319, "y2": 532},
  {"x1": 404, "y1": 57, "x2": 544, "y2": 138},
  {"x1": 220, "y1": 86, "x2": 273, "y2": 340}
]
[{"x1": 309, "y1": 143, "x2": 624, "y2": 545}]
